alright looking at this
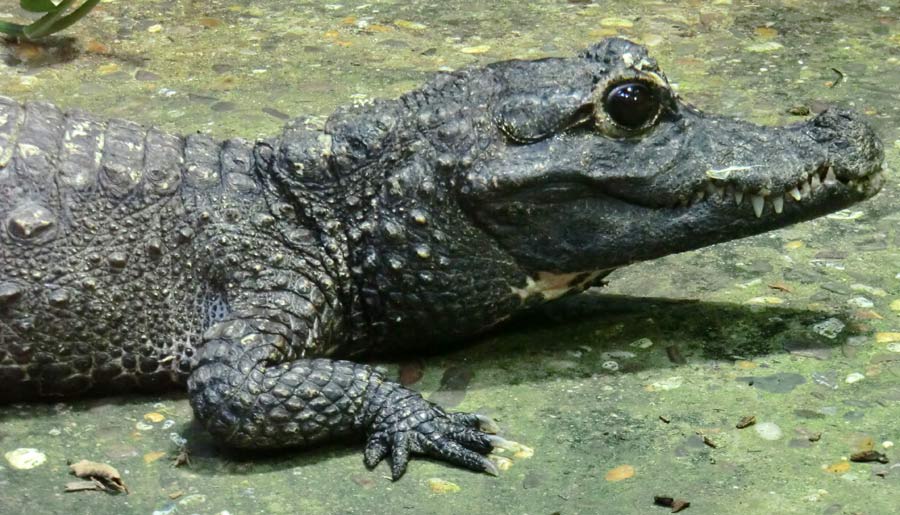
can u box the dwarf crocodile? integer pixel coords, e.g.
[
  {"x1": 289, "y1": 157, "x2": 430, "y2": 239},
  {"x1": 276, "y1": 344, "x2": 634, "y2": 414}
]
[{"x1": 0, "y1": 38, "x2": 884, "y2": 479}]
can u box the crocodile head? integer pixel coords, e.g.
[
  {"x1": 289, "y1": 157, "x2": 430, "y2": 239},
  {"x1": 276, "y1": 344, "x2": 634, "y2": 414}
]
[{"x1": 462, "y1": 38, "x2": 884, "y2": 275}]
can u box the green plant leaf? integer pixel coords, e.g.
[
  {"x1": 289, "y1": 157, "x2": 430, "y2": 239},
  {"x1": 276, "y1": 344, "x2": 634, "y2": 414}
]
[
  {"x1": 22, "y1": 0, "x2": 72, "y2": 38},
  {"x1": 20, "y1": 0, "x2": 62, "y2": 13},
  {"x1": 0, "y1": 20, "x2": 26, "y2": 36},
  {"x1": 28, "y1": 0, "x2": 100, "y2": 38}
]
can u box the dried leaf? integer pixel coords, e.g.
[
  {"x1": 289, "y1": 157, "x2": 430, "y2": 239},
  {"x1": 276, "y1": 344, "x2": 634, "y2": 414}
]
[
  {"x1": 64, "y1": 481, "x2": 102, "y2": 493},
  {"x1": 736, "y1": 415, "x2": 756, "y2": 429},
  {"x1": 69, "y1": 460, "x2": 128, "y2": 493},
  {"x1": 671, "y1": 499, "x2": 691, "y2": 513},
  {"x1": 767, "y1": 282, "x2": 792, "y2": 293},
  {"x1": 850, "y1": 450, "x2": 889, "y2": 464},
  {"x1": 654, "y1": 496, "x2": 691, "y2": 512}
]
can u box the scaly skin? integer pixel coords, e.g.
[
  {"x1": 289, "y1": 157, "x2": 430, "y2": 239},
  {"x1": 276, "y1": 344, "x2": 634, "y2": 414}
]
[{"x1": 0, "y1": 38, "x2": 884, "y2": 479}]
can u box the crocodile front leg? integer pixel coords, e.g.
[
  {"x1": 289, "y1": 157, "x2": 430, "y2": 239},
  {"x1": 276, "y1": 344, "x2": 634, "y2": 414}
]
[{"x1": 187, "y1": 288, "x2": 499, "y2": 479}]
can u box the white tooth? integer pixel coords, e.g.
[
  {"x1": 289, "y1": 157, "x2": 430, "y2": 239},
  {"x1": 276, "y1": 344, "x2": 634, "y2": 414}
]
[
  {"x1": 800, "y1": 181, "x2": 811, "y2": 198},
  {"x1": 751, "y1": 194, "x2": 765, "y2": 218},
  {"x1": 735, "y1": 190, "x2": 744, "y2": 206},
  {"x1": 824, "y1": 166, "x2": 837, "y2": 185},
  {"x1": 706, "y1": 182, "x2": 718, "y2": 196},
  {"x1": 725, "y1": 184, "x2": 735, "y2": 203},
  {"x1": 811, "y1": 174, "x2": 821, "y2": 190},
  {"x1": 788, "y1": 187, "x2": 802, "y2": 201},
  {"x1": 847, "y1": 179, "x2": 855, "y2": 188},
  {"x1": 773, "y1": 195, "x2": 784, "y2": 214}
]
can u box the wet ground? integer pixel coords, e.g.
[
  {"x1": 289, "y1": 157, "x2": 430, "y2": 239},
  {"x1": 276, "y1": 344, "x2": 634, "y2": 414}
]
[{"x1": 1, "y1": 1, "x2": 899, "y2": 514}]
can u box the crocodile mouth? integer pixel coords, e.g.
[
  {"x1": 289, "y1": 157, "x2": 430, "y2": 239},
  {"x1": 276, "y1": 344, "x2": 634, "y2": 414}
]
[
  {"x1": 489, "y1": 161, "x2": 884, "y2": 220},
  {"x1": 664, "y1": 162, "x2": 885, "y2": 218}
]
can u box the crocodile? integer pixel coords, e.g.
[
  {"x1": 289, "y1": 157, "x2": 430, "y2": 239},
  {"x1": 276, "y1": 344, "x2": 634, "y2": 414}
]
[{"x1": 0, "y1": 38, "x2": 884, "y2": 479}]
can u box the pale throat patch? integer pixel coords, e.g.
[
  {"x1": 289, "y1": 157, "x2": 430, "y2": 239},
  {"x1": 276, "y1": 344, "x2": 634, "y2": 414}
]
[{"x1": 511, "y1": 270, "x2": 608, "y2": 301}]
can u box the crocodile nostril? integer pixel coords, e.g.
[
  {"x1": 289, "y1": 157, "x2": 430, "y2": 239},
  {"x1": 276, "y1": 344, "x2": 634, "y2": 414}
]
[{"x1": 811, "y1": 108, "x2": 871, "y2": 132}]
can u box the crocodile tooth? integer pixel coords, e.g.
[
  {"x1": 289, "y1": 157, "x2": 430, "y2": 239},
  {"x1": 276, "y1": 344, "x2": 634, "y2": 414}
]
[
  {"x1": 772, "y1": 195, "x2": 784, "y2": 214},
  {"x1": 751, "y1": 194, "x2": 765, "y2": 218},
  {"x1": 800, "y1": 180, "x2": 811, "y2": 198},
  {"x1": 824, "y1": 166, "x2": 837, "y2": 185},
  {"x1": 788, "y1": 187, "x2": 802, "y2": 201},
  {"x1": 735, "y1": 190, "x2": 744, "y2": 206},
  {"x1": 810, "y1": 173, "x2": 821, "y2": 190},
  {"x1": 847, "y1": 179, "x2": 856, "y2": 188}
]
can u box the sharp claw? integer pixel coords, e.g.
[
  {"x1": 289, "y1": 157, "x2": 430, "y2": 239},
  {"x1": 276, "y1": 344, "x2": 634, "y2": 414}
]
[
  {"x1": 390, "y1": 432, "x2": 410, "y2": 480},
  {"x1": 365, "y1": 385, "x2": 511, "y2": 478},
  {"x1": 486, "y1": 436, "x2": 533, "y2": 458},
  {"x1": 364, "y1": 435, "x2": 389, "y2": 468},
  {"x1": 475, "y1": 414, "x2": 500, "y2": 434},
  {"x1": 486, "y1": 434, "x2": 516, "y2": 450}
]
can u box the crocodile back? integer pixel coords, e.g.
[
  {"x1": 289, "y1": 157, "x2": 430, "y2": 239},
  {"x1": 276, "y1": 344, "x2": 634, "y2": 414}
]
[{"x1": 0, "y1": 97, "x2": 252, "y2": 400}]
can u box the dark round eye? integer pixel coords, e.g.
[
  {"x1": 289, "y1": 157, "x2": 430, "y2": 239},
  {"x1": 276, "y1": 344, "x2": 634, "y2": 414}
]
[{"x1": 603, "y1": 82, "x2": 661, "y2": 130}]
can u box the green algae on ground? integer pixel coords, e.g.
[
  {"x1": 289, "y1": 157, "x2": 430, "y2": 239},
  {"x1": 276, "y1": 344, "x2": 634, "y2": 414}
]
[{"x1": 1, "y1": 1, "x2": 899, "y2": 514}]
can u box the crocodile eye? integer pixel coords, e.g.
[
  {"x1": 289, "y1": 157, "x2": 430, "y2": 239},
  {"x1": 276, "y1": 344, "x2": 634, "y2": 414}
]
[{"x1": 602, "y1": 82, "x2": 661, "y2": 131}]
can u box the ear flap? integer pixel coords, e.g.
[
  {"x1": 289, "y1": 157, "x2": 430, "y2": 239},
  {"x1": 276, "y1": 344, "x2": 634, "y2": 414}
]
[{"x1": 493, "y1": 88, "x2": 593, "y2": 144}]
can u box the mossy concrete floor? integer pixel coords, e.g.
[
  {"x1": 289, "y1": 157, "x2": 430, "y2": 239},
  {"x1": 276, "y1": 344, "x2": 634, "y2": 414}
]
[{"x1": 1, "y1": 1, "x2": 899, "y2": 514}]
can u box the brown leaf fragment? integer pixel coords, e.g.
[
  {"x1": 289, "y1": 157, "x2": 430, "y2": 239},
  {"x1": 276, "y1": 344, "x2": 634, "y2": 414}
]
[
  {"x1": 695, "y1": 432, "x2": 717, "y2": 448},
  {"x1": 850, "y1": 450, "x2": 889, "y2": 464},
  {"x1": 808, "y1": 432, "x2": 822, "y2": 442},
  {"x1": 736, "y1": 415, "x2": 757, "y2": 429},
  {"x1": 654, "y1": 496, "x2": 691, "y2": 512},
  {"x1": 64, "y1": 480, "x2": 102, "y2": 493},
  {"x1": 659, "y1": 415, "x2": 671, "y2": 424},
  {"x1": 168, "y1": 490, "x2": 184, "y2": 500},
  {"x1": 69, "y1": 460, "x2": 128, "y2": 494},
  {"x1": 767, "y1": 282, "x2": 793, "y2": 293},
  {"x1": 654, "y1": 496, "x2": 675, "y2": 507}
]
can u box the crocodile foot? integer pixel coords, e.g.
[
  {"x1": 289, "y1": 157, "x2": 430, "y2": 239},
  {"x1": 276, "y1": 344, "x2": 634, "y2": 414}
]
[{"x1": 362, "y1": 396, "x2": 501, "y2": 480}]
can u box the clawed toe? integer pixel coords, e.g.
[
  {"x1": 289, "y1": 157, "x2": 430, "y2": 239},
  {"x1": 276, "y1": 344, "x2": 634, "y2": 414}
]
[
  {"x1": 363, "y1": 433, "x2": 390, "y2": 468},
  {"x1": 448, "y1": 412, "x2": 500, "y2": 433},
  {"x1": 420, "y1": 436, "x2": 498, "y2": 476},
  {"x1": 390, "y1": 432, "x2": 411, "y2": 480},
  {"x1": 363, "y1": 405, "x2": 504, "y2": 480}
]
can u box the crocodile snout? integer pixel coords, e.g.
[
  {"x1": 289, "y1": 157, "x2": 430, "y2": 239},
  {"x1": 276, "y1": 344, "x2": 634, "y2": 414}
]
[{"x1": 806, "y1": 108, "x2": 884, "y2": 182}]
